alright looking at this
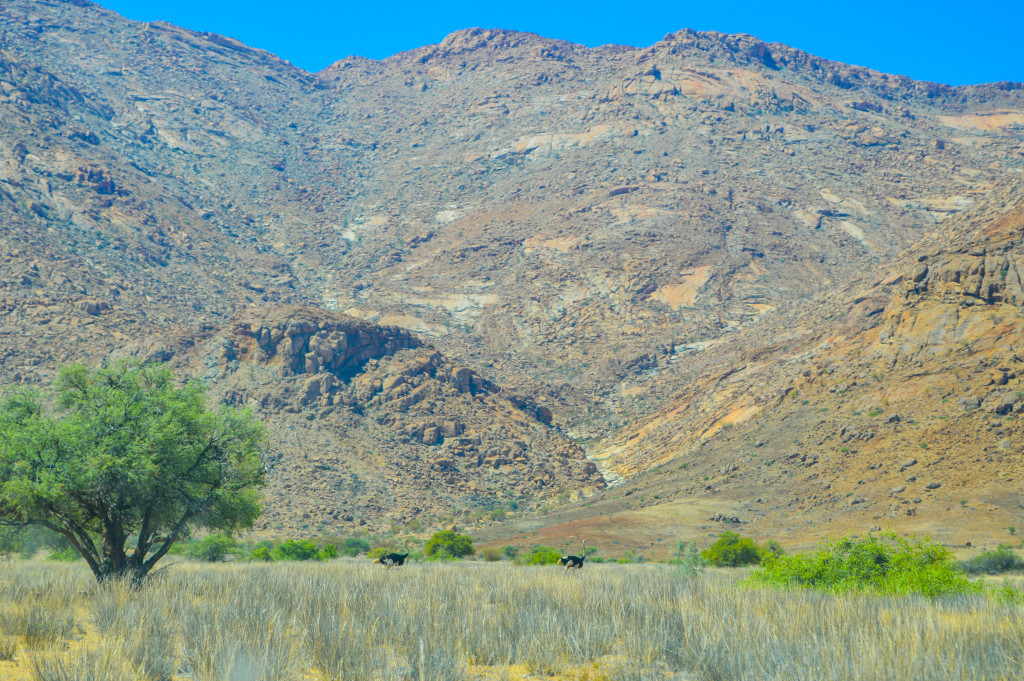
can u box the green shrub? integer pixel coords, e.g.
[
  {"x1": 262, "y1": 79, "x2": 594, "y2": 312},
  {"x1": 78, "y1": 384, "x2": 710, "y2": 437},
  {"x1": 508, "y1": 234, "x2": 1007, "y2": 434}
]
[
  {"x1": 318, "y1": 543, "x2": 338, "y2": 560},
  {"x1": 247, "y1": 546, "x2": 275, "y2": 562},
  {"x1": 481, "y1": 546, "x2": 503, "y2": 562},
  {"x1": 272, "y1": 539, "x2": 321, "y2": 561},
  {"x1": 185, "y1": 534, "x2": 239, "y2": 562},
  {"x1": 959, "y1": 547, "x2": 1024, "y2": 575},
  {"x1": 45, "y1": 547, "x2": 82, "y2": 562},
  {"x1": 340, "y1": 537, "x2": 371, "y2": 557},
  {"x1": 669, "y1": 539, "x2": 706, "y2": 576},
  {"x1": 701, "y1": 531, "x2": 769, "y2": 567},
  {"x1": 527, "y1": 547, "x2": 561, "y2": 565},
  {"x1": 425, "y1": 531, "x2": 475, "y2": 559},
  {"x1": 749, "y1": 532, "x2": 979, "y2": 597},
  {"x1": 502, "y1": 545, "x2": 520, "y2": 560}
]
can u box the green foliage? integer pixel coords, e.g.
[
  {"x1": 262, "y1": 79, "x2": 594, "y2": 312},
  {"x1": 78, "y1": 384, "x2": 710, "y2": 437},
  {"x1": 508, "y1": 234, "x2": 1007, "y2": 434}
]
[
  {"x1": 959, "y1": 547, "x2": 1024, "y2": 575},
  {"x1": 669, "y1": 539, "x2": 706, "y2": 576},
  {"x1": 0, "y1": 525, "x2": 73, "y2": 559},
  {"x1": 45, "y1": 547, "x2": 82, "y2": 562},
  {"x1": 481, "y1": 546, "x2": 503, "y2": 562},
  {"x1": 527, "y1": 547, "x2": 562, "y2": 566},
  {"x1": 488, "y1": 509, "x2": 507, "y2": 522},
  {"x1": 339, "y1": 537, "x2": 371, "y2": 557},
  {"x1": 701, "y1": 531, "x2": 770, "y2": 567},
  {"x1": 272, "y1": 539, "x2": 321, "y2": 561},
  {"x1": 247, "y1": 546, "x2": 275, "y2": 562},
  {"x1": 0, "y1": 360, "x2": 266, "y2": 582},
  {"x1": 502, "y1": 545, "x2": 520, "y2": 560},
  {"x1": 184, "y1": 534, "x2": 239, "y2": 562},
  {"x1": 991, "y1": 583, "x2": 1024, "y2": 605},
  {"x1": 425, "y1": 530, "x2": 475, "y2": 559},
  {"x1": 241, "y1": 539, "x2": 337, "y2": 562},
  {"x1": 749, "y1": 533, "x2": 979, "y2": 597}
]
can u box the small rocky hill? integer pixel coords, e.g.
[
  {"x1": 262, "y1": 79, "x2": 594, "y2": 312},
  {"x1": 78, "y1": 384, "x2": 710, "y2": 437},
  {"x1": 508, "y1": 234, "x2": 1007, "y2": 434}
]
[{"x1": 168, "y1": 307, "x2": 601, "y2": 531}]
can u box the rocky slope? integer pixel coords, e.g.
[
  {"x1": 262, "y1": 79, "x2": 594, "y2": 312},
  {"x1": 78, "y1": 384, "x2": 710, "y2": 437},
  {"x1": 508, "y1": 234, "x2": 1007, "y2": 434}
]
[
  {"x1": 175, "y1": 307, "x2": 601, "y2": 531},
  {"x1": 0, "y1": 0, "x2": 1022, "y2": 537},
  {"x1": 490, "y1": 179, "x2": 1024, "y2": 556}
]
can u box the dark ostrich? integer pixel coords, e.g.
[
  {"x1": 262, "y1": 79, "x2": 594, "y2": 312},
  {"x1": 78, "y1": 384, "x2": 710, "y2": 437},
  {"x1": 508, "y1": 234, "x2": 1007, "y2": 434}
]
[
  {"x1": 558, "y1": 540, "x2": 587, "y2": 572},
  {"x1": 374, "y1": 540, "x2": 410, "y2": 568}
]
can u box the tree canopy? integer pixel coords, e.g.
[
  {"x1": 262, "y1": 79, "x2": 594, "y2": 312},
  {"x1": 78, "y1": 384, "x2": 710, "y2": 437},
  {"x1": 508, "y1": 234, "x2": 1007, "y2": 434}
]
[{"x1": 0, "y1": 360, "x2": 267, "y2": 582}]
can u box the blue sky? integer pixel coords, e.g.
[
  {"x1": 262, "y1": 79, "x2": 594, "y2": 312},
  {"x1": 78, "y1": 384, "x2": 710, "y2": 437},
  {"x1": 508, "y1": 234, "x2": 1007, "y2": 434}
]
[{"x1": 99, "y1": 0, "x2": 1022, "y2": 86}]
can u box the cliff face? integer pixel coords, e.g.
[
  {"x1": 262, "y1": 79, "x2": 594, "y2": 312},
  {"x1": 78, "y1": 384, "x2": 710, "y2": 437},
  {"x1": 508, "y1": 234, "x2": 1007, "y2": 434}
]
[{"x1": 1, "y1": 0, "x2": 1022, "y2": 537}]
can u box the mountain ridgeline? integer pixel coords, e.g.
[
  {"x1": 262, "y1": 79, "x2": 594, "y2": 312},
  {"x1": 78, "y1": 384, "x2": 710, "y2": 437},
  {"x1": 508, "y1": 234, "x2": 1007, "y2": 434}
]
[{"x1": 0, "y1": 0, "x2": 1022, "y2": 545}]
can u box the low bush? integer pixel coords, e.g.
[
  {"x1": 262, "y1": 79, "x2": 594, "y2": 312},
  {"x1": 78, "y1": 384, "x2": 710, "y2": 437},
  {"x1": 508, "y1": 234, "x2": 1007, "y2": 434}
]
[
  {"x1": 45, "y1": 547, "x2": 81, "y2": 562},
  {"x1": 425, "y1": 530, "x2": 475, "y2": 559},
  {"x1": 701, "y1": 531, "x2": 770, "y2": 567},
  {"x1": 339, "y1": 537, "x2": 371, "y2": 557},
  {"x1": 247, "y1": 546, "x2": 274, "y2": 562},
  {"x1": 272, "y1": 539, "x2": 320, "y2": 561},
  {"x1": 959, "y1": 547, "x2": 1024, "y2": 575},
  {"x1": 669, "y1": 539, "x2": 707, "y2": 576},
  {"x1": 242, "y1": 539, "x2": 337, "y2": 562},
  {"x1": 749, "y1": 532, "x2": 978, "y2": 597},
  {"x1": 481, "y1": 546, "x2": 503, "y2": 562},
  {"x1": 526, "y1": 547, "x2": 561, "y2": 566},
  {"x1": 184, "y1": 534, "x2": 240, "y2": 562}
]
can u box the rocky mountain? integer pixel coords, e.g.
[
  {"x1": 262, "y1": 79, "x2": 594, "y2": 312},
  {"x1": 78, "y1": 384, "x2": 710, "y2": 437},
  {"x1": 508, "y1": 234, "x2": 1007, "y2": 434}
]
[
  {"x1": 0, "y1": 0, "x2": 1021, "y2": 540},
  {"x1": 489, "y1": 179, "x2": 1022, "y2": 556}
]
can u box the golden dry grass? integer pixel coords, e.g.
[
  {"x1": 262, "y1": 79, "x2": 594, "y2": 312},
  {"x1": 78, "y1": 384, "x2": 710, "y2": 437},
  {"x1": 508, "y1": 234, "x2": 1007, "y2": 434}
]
[{"x1": 0, "y1": 560, "x2": 1020, "y2": 680}]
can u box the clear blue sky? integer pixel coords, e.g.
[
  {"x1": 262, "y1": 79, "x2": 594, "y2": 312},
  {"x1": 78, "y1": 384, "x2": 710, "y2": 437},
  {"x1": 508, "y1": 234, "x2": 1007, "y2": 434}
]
[{"x1": 99, "y1": 0, "x2": 1023, "y2": 86}]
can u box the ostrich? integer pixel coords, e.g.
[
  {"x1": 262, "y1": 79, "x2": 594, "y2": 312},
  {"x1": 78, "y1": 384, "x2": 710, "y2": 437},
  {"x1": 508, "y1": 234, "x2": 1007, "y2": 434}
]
[
  {"x1": 374, "y1": 540, "x2": 410, "y2": 568},
  {"x1": 558, "y1": 540, "x2": 587, "y2": 572}
]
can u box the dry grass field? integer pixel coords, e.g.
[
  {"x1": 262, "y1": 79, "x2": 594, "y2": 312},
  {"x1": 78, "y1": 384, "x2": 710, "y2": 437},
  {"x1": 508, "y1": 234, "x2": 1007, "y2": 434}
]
[{"x1": 0, "y1": 560, "x2": 1021, "y2": 681}]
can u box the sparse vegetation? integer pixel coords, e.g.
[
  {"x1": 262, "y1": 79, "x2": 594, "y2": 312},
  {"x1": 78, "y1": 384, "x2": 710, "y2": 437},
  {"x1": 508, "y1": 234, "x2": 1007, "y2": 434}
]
[
  {"x1": 0, "y1": 561, "x2": 1020, "y2": 680},
  {"x1": 669, "y1": 539, "x2": 706, "y2": 576}
]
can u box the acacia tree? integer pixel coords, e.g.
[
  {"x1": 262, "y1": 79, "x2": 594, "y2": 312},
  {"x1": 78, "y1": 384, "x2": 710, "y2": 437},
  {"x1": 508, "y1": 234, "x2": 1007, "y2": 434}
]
[{"x1": 0, "y1": 360, "x2": 267, "y2": 582}]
